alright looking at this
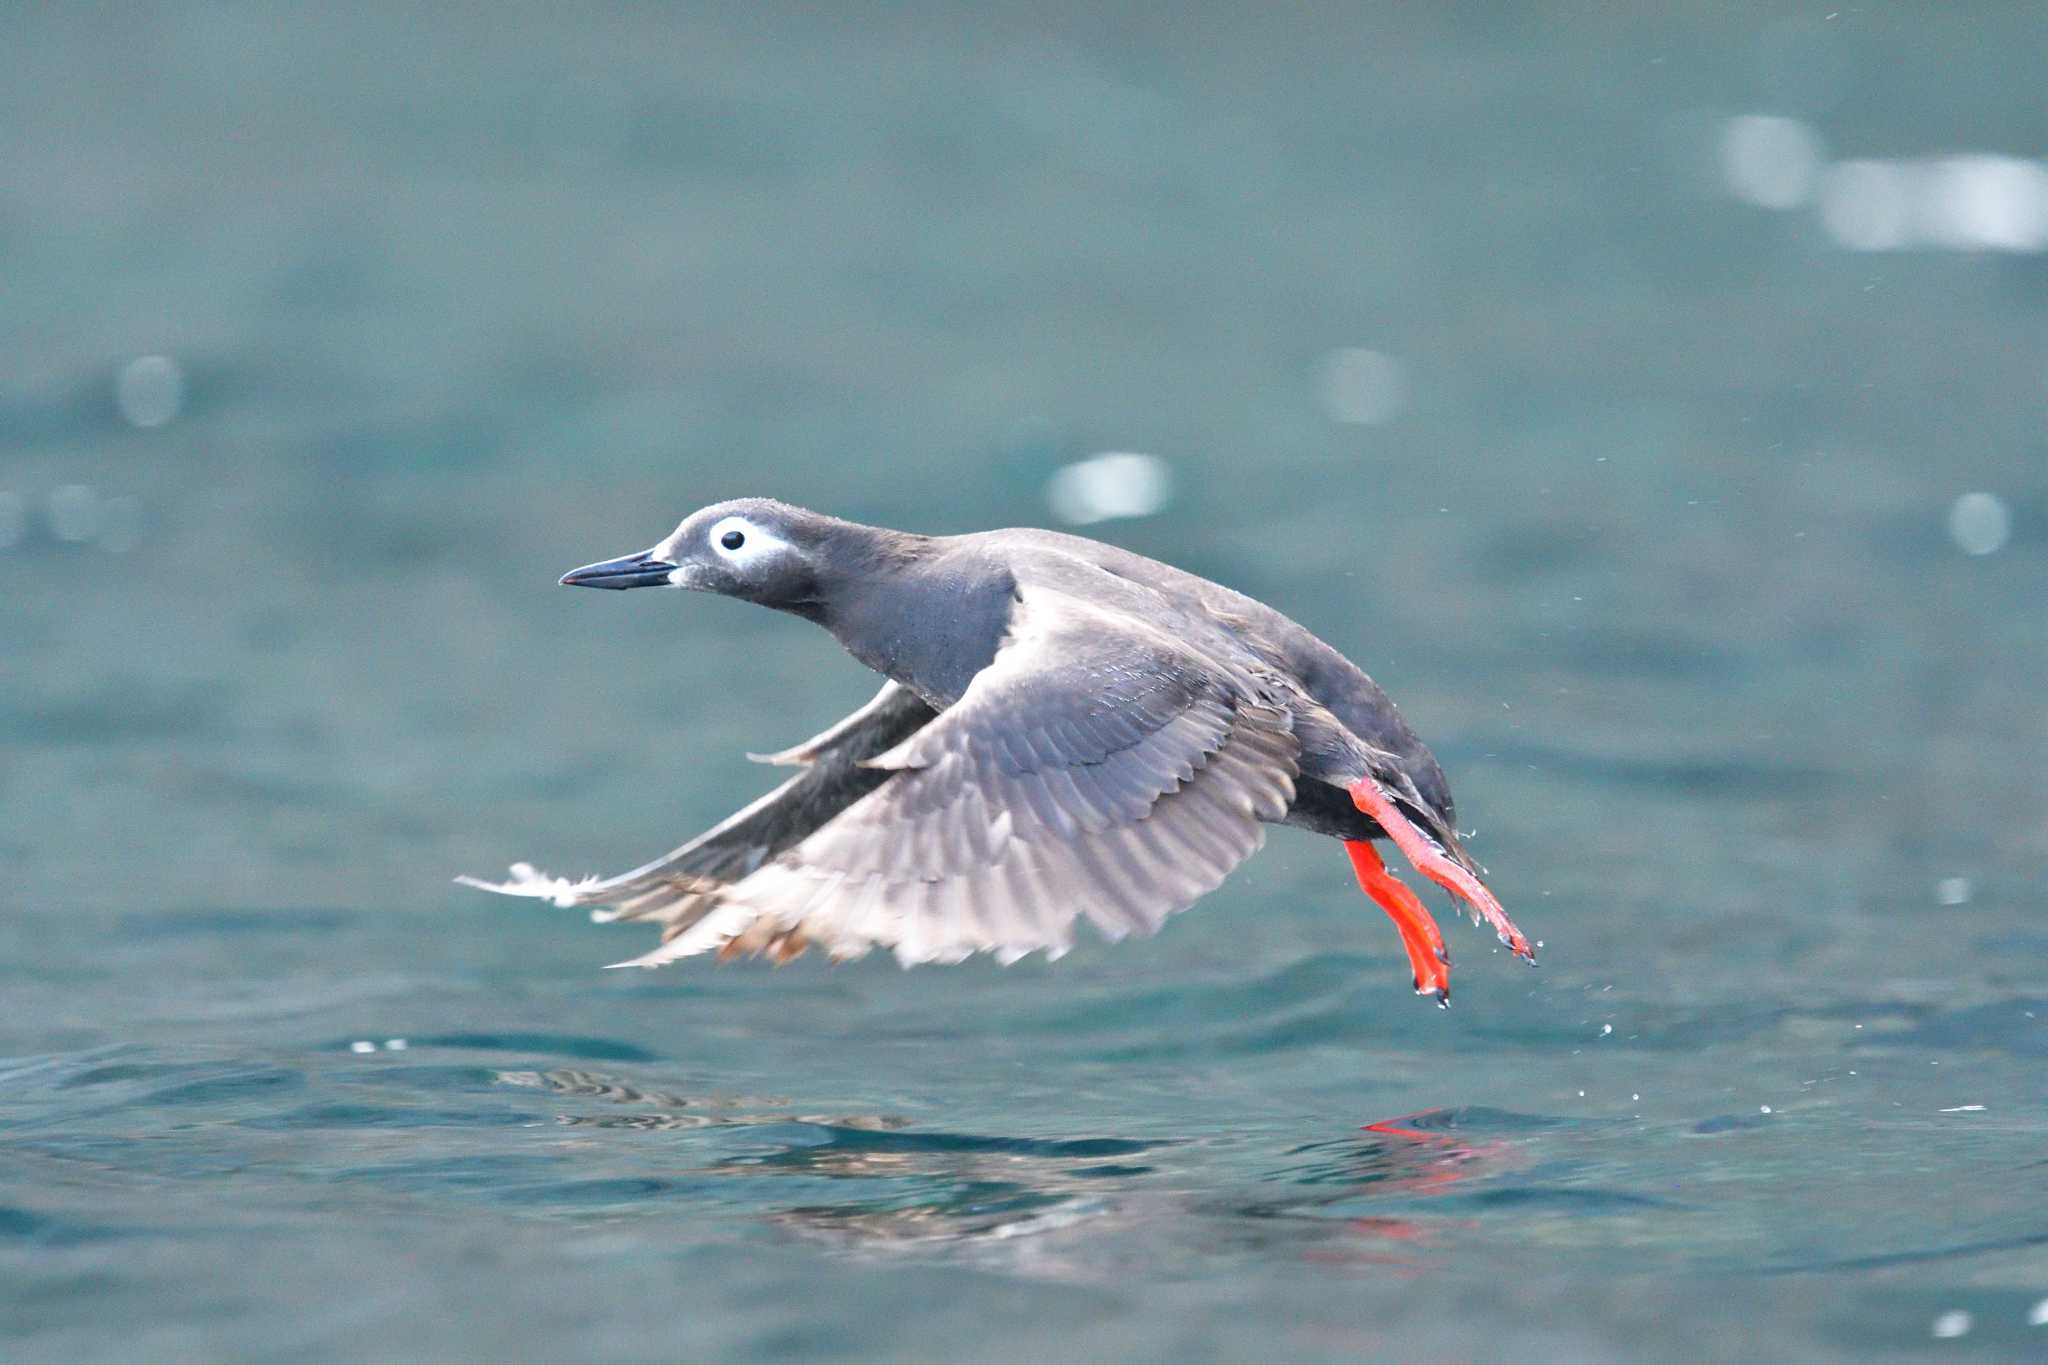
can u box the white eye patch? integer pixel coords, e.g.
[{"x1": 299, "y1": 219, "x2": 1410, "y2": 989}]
[{"x1": 703, "y1": 515, "x2": 795, "y2": 571}]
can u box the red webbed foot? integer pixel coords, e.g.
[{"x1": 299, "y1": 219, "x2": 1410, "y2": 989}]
[
  {"x1": 1345, "y1": 839, "x2": 1450, "y2": 1006},
  {"x1": 1348, "y1": 778, "x2": 1536, "y2": 965}
]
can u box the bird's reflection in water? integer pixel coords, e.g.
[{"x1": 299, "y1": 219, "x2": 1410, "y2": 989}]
[
  {"x1": 498, "y1": 1067, "x2": 1159, "y2": 1266},
  {"x1": 732, "y1": 1130, "x2": 1154, "y2": 1259},
  {"x1": 498, "y1": 1071, "x2": 1522, "y2": 1273},
  {"x1": 498, "y1": 1067, "x2": 914, "y2": 1132},
  {"x1": 1291, "y1": 1111, "x2": 1514, "y2": 1196},
  {"x1": 1258, "y1": 1109, "x2": 1527, "y2": 1270}
]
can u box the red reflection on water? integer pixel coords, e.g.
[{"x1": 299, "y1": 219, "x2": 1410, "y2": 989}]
[{"x1": 1299, "y1": 1110, "x2": 1518, "y2": 1269}]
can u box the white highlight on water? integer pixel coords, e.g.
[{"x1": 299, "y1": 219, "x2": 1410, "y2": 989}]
[
  {"x1": 116, "y1": 354, "x2": 185, "y2": 428},
  {"x1": 1931, "y1": 1310, "x2": 1972, "y2": 1340},
  {"x1": 1718, "y1": 114, "x2": 1824, "y2": 210},
  {"x1": 1046, "y1": 452, "x2": 1174, "y2": 525},
  {"x1": 1936, "y1": 877, "x2": 1974, "y2": 906},
  {"x1": 1947, "y1": 493, "x2": 2010, "y2": 556},
  {"x1": 49, "y1": 485, "x2": 99, "y2": 542},
  {"x1": 1716, "y1": 115, "x2": 2048, "y2": 255},
  {"x1": 1819, "y1": 160, "x2": 1913, "y2": 250},
  {"x1": 1822, "y1": 158, "x2": 2048, "y2": 252},
  {"x1": 1920, "y1": 157, "x2": 2048, "y2": 252},
  {"x1": 1314, "y1": 347, "x2": 1410, "y2": 426}
]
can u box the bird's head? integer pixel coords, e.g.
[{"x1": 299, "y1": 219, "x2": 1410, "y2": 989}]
[{"x1": 560, "y1": 497, "x2": 831, "y2": 611}]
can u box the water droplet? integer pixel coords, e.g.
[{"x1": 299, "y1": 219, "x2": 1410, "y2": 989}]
[
  {"x1": 1948, "y1": 492, "x2": 2010, "y2": 556},
  {"x1": 1600, "y1": 1024, "x2": 1613, "y2": 1037},
  {"x1": 1759, "y1": 1105, "x2": 1773, "y2": 1114},
  {"x1": 1931, "y1": 1310, "x2": 1972, "y2": 1340},
  {"x1": 115, "y1": 354, "x2": 185, "y2": 428},
  {"x1": 349, "y1": 1040, "x2": 377, "y2": 1054}
]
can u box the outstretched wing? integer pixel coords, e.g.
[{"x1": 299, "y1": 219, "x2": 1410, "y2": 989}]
[
  {"x1": 457, "y1": 681, "x2": 939, "y2": 936},
  {"x1": 614, "y1": 588, "x2": 1299, "y2": 968}
]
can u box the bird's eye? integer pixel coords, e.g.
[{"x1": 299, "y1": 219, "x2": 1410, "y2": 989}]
[{"x1": 721, "y1": 530, "x2": 745, "y2": 551}]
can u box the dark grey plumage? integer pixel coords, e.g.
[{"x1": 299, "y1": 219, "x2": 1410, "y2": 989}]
[{"x1": 462, "y1": 497, "x2": 1511, "y2": 972}]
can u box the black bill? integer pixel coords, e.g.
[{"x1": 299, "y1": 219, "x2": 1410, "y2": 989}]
[{"x1": 559, "y1": 551, "x2": 678, "y2": 590}]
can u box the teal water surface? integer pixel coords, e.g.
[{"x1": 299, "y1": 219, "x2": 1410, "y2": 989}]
[{"x1": 3, "y1": 5, "x2": 2045, "y2": 1361}]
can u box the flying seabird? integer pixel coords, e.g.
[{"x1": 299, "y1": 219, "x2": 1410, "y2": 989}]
[{"x1": 460, "y1": 498, "x2": 1534, "y2": 1004}]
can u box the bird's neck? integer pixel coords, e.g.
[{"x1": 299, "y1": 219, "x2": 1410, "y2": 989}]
[{"x1": 813, "y1": 534, "x2": 1010, "y2": 708}]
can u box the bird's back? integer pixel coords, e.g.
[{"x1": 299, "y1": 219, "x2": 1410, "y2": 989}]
[{"x1": 954, "y1": 527, "x2": 1454, "y2": 817}]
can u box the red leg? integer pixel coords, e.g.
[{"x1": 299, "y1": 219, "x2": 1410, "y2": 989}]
[
  {"x1": 1349, "y1": 778, "x2": 1536, "y2": 964},
  {"x1": 1345, "y1": 839, "x2": 1450, "y2": 1006}
]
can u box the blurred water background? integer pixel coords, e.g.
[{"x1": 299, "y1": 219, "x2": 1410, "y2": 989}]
[{"x1": 3, "y1": 4, "x2": 2045, "y2": 1361}]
